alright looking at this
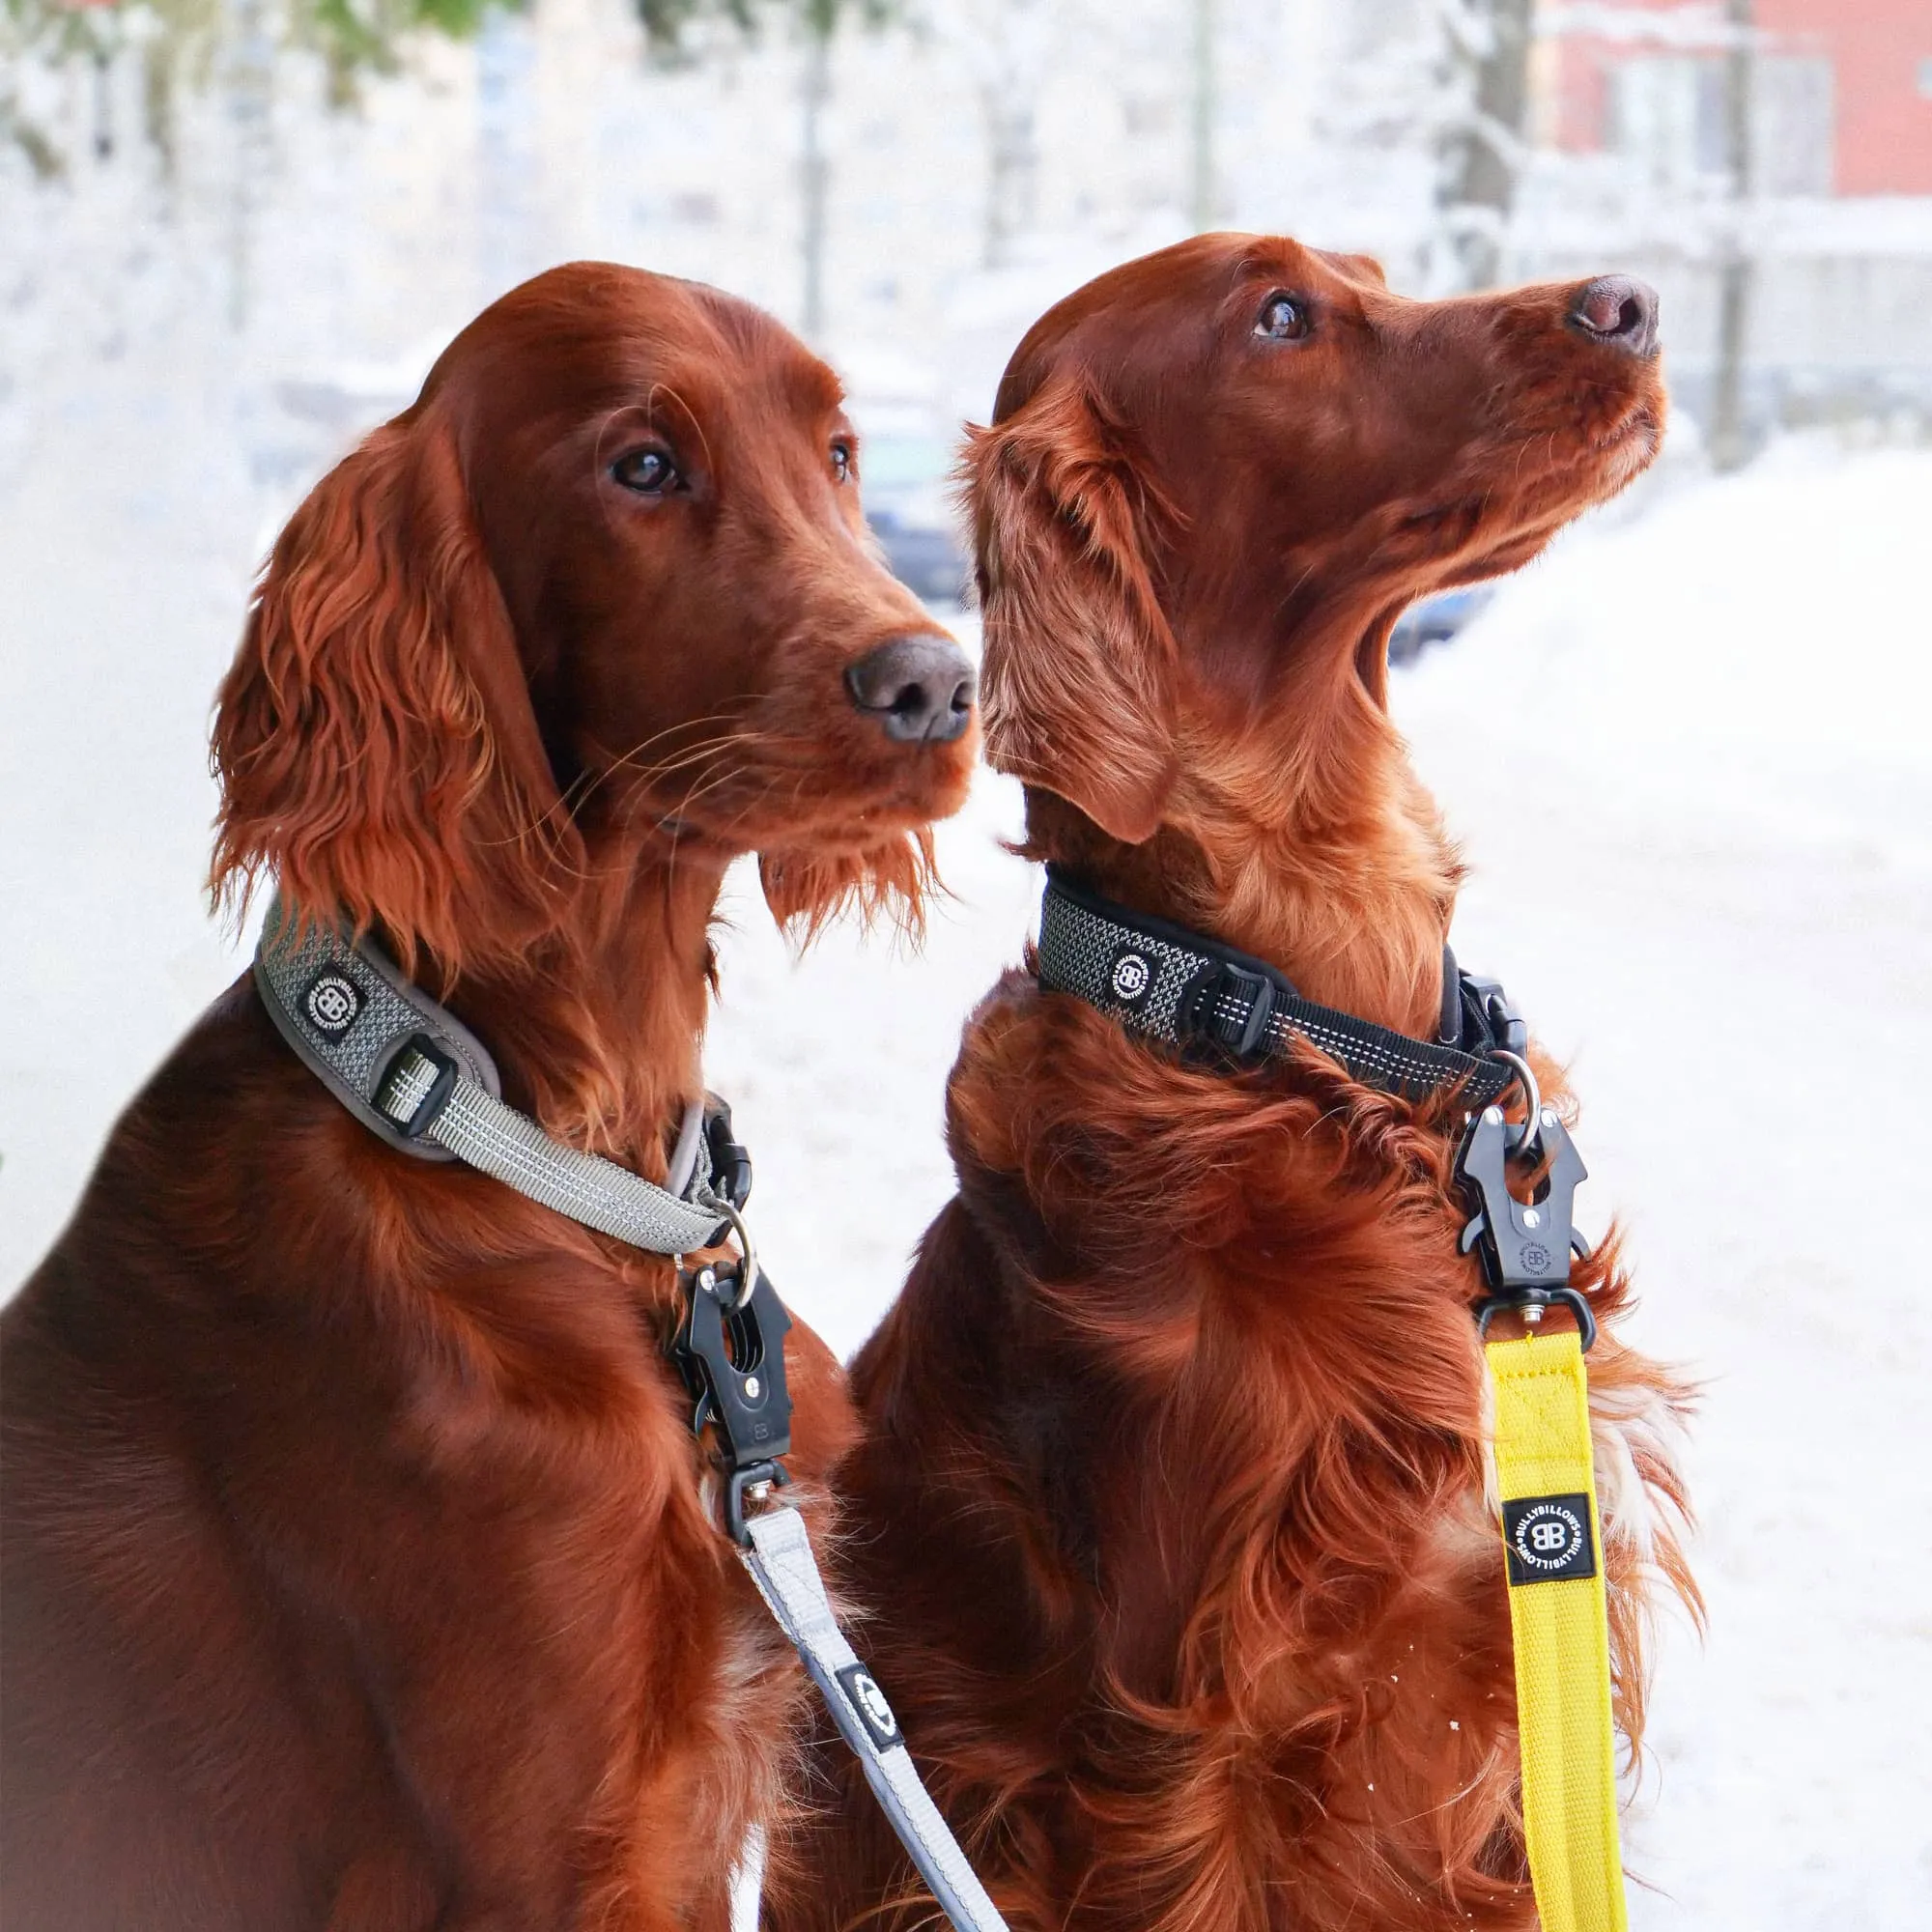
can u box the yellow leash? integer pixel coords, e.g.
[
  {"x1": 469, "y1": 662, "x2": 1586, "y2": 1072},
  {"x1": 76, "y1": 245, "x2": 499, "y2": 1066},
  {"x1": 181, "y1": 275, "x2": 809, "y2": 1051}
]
[
  {"x1": 1455, "y1": 1086, "x2": 1627, "y2": 1932},
  {"x1": 1487, "y1": 1322, "x2": 1626, "y2": 1932}
]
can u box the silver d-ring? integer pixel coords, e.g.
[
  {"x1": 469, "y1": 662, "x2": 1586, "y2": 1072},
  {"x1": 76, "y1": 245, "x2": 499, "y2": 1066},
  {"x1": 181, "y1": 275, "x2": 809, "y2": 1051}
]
[
  {"x1": 713, "y1": 1199, "x2": 760, "y2": 1311},
  {"x1": 1487, "y1": 1049, "x2": 1543, "y2": 1162}
]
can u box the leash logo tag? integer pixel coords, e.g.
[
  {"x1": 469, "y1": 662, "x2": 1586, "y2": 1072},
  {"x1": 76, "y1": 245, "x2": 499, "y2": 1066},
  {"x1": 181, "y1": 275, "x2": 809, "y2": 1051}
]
[
  {"x1": 1107, "y1": 944, "x2": 1155, "y2": 1009},
  {"x1": 836, "y1": 1662, "x2": 905, "y2": 1751},
  {"x1": 1502, "y1": 1493, "x2": 1596, "y2": 1585},
  {"x1": 301, "y1": 969, "x2": 364, "y2": 1041}
]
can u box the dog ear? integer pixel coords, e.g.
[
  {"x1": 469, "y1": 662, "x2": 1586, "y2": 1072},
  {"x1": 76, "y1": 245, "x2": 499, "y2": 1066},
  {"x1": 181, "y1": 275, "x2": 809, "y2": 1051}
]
[
  {"x1": 963, "y1": 376, "x2": 1179, "y2": 845},
  {"x1": 210, "y1": 413, "x2": 582, "y2": 981}
]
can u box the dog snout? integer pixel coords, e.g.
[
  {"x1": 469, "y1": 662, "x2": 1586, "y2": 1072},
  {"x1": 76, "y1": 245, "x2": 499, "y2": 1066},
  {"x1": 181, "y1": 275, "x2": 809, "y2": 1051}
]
[
  {"x1": 1567, "y1": 276, "x2": 1660, "y2": 358},
  {"x1": 844, "y1": 635, "x2": 977, "y2": 745}
]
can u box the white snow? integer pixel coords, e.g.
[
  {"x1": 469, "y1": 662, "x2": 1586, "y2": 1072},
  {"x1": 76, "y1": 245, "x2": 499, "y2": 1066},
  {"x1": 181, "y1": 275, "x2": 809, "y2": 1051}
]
[{"x1": 3, "y1": 384, "x2": 1929, "y2": 1925}]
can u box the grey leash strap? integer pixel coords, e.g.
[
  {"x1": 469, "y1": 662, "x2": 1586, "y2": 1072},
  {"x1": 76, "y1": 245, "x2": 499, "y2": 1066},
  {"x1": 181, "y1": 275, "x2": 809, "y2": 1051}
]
[{"x1": 742, "y1": 1508, "x2": 1010, "y2": 1932}]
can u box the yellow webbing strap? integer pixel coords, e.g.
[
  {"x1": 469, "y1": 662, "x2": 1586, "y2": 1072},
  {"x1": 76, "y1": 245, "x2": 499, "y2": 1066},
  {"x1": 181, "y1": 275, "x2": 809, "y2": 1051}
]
[{"x1": 1486, "y1": 1325, "x2": 1626, "y2": 1932}]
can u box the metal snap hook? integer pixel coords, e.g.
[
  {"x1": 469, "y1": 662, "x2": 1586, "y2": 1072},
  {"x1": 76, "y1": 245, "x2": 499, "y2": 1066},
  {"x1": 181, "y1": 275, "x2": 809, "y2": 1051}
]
[{"x1": 1486, "y1": 1049, "x2": 1544, "y2": 1163}]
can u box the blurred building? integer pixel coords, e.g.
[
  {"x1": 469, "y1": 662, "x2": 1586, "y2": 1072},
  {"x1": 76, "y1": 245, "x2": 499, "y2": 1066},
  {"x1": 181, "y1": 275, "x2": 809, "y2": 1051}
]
[
  {"x1": 1546, "y1": 0, "x2": 1932, "y2": 196},
  {"x1": 3, "y1": 0, "x2": 1928, "y2": 514}
]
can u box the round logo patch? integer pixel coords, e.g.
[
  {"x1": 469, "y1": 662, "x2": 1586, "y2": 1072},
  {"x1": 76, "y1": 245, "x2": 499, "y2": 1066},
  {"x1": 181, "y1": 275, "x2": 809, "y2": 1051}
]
[
  {"x1": 1503, "y1": 1495, "x2": 1594, "y2": 1583},
  {"x1": 1108, "y1": 946, "x2": 1154, "y2": 1009},
  {"x1": 850, "y1": 1670, "x2": 895, "y2": 1733},
  {"x1": 835, "y1": 1662, "x2": 904, "y2": 1749},
  {"x1": 302, "y1": 969, "x2": 363, "y2": 1040}
]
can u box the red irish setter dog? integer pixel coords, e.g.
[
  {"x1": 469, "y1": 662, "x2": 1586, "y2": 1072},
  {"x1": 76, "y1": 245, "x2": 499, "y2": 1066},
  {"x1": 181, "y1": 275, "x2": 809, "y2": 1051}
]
[
  {"x1": 772, "y1": 236, "x2": 1696, "y2": 1932},
  {"x1": 1, "y1": 263, "x2": 976, "y2": 1929}
]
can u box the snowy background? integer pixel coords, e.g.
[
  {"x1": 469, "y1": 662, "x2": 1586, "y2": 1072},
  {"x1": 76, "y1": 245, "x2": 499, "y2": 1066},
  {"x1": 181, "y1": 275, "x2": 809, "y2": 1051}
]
[{"x1": 5, "y1": 1, "x2": 1931, "y2": 1925}]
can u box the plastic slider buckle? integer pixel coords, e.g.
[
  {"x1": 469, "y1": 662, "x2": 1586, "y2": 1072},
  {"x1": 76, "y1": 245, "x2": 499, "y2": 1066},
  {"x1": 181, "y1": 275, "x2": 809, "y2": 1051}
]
[
  {"x1": 379, "y1": 1037, "x2": 459, "y2": 1141},
  {"x1": 1182, "y1": 960, "x2": 1278, "y2": 1063}
]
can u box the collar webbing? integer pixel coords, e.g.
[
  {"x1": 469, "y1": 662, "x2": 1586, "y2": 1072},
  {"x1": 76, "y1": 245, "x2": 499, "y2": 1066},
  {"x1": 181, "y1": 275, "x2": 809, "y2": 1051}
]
[
  {"x1": 253, "y1": 895, "x2": 729, "y2": 1257},
  {"x1": 1036, "y1": 866, "x2": 1523, "y2": 1105},
  {"x1": 1487, "y1": 1326, "x2": 1628, "y2": 1932}
]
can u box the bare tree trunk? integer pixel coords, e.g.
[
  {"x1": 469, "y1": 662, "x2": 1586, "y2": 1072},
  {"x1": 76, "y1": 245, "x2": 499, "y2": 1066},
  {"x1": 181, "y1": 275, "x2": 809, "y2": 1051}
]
[
  {"x1": 1188, "y1": 0, "x2": 1215, "y2": 232},
  {"x1": 1710, "y1": 0, "x2": 1755, "y2": 471},
  {"x1": 143, "y1": 42, "x2": 179, "y2": 194},
  {"x1": 226, "y1": 0, "x2": 273, "y2": 330},
  {"x1": 958, "y1": 0, "x2": 1046, "y2": 270},
  {"x1": 91, "y1": 43, "x2": 113, "y2": 159},
  {"x1": 980, "y1": 90, "x2": 1037, "y2": 267},
  {"x1": 799, "y1": 24, "x2": 831, "y2": 340},
  {"x1": 1435, "y1": 0, "x2": 1532, "y2": 292}
]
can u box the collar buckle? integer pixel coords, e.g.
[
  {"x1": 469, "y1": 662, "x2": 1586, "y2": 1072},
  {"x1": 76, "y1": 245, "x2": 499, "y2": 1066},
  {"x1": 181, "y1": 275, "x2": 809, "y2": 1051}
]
[
  {"x1": 1179, "y1": 960, "x2": 1278, "y2": 1064},
  {"x1": 1461, "y1": 973, "x2": 1529, "y2": 1060}
]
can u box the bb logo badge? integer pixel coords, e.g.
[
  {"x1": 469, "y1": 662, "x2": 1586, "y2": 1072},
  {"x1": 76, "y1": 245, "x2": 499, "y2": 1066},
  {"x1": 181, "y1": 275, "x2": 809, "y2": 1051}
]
[
  {"x1": 1501, "y1": 1493, "x2": 1596, "y2": 1585},
  {"x1": 301, "y1": 969, "x2": 363, "y2": 1041},
  {"x1": 1108, "y1": 945, "x2": 1154, "y2": 1009},
  {"x1": 835, "y1": 1662, "x2": 904, "y2": 1751}
]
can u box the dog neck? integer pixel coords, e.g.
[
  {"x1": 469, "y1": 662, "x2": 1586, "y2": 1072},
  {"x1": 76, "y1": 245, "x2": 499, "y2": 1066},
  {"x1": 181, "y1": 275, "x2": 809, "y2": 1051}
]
[
  {"x1": 408, "y1": 840, "x2": 725, "y2": 1179},
  {"x1": 1024, "y1": 649, "x2": 1460, "y2": 1040}
]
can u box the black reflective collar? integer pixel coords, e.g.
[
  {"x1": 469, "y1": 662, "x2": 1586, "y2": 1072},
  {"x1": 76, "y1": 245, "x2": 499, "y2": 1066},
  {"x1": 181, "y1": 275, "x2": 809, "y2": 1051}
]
[{"x1": 1035, "y1": 866, "x2": 1526, "y2": 1107}]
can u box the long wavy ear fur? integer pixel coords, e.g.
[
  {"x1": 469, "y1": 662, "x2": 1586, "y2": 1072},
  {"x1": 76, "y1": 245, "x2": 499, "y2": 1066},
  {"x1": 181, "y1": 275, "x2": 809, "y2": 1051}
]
[
  {"x1": 963, "y1": 376, "x2": 1180, "y2": 845},
  {"x1": 210, "y1": 412, "x2": 582, "y2": 980}
]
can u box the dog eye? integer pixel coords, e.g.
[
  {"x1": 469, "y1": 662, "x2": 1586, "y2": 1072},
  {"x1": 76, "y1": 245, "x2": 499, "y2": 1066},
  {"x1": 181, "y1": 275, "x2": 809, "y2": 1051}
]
[
  {"x1": 612, "y1": 447, "x2": 678, "y2": 495},
  {"x1": 1255, "y1": 294, "x2": 1310, "y2": 341},
  {"x1": 830, "y1": 440, "x2": 854, "y2": 485}
]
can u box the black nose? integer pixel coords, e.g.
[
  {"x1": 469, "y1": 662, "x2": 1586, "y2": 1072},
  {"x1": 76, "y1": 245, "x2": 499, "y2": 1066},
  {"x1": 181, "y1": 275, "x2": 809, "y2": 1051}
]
[
  {"x1": 1568, "y1": 275, "x2": 1660, "y2": 357},
  {"x1": 844, "y1": 635, "x2": 977, "y2": 744}
]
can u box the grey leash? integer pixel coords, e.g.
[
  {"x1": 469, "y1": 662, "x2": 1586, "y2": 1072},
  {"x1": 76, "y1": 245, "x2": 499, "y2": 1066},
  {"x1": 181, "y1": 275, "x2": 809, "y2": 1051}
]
[
  {"x1": 253, "y1": 900, "x2": 1011, "y2": 1932},
  {"x1": 742, "y1": 1509, "x2": 1009, "y2": 1932}
]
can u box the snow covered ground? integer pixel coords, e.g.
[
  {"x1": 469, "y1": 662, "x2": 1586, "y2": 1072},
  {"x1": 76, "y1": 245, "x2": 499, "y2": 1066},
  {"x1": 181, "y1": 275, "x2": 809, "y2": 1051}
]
[{"x1": 4, "y1": 413, "x2": 1929, "y2": 1923}]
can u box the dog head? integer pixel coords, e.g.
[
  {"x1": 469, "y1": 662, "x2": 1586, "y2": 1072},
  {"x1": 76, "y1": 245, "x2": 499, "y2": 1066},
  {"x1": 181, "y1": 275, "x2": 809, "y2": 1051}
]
[
  {"x1": 213, "y1": 262, "x2": 978, "y2": 975},
  {"x1": 965, "y1": 233, "x2": 1663, "y2": 846}
]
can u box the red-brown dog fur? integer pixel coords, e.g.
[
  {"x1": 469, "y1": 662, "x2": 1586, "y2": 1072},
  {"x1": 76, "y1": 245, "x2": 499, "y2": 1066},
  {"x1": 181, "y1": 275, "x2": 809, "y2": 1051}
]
[
  {"x1": 771, "y1": 236, "x2": 1697, "y2": 1932},
  {"x1": 1, "y1": 263, "x2": 975, "y2": 1930}
]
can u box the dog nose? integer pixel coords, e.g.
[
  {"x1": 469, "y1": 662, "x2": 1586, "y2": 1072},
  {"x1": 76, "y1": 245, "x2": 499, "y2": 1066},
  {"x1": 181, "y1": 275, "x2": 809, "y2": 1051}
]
[
  {"x1": 1568, "y1": 276, "x2": 1660, "y2": 357},
  {"x1": 844, "y1": 635, "x2": 977, "y2": 744}
]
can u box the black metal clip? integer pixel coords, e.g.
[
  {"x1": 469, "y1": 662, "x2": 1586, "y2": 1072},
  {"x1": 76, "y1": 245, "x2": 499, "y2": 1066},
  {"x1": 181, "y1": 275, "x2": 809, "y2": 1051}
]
[
  {"x1": 1179, "y1": 960, "x2": 1278, "y2": 1063},
  {"x1": 669, "y1": 1259, "x2": 793, "y2": 1545},
  {"x1": 1454, "y1": 1102, "x2": 1598, "y2": 1350}
]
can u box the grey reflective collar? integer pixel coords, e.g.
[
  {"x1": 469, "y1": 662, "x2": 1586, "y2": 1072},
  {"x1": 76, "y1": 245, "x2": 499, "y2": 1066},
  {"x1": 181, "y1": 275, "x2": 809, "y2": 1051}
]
[
  {"x1": 254, "y1": 895, "x2": 502, "y2": 1163},
  {"x1": 253, "y1": 895, "x2": 725, "y2": 1255},
  {"x1": 1037, "y1": 867, "x2": 1524, "y2": 1107}
]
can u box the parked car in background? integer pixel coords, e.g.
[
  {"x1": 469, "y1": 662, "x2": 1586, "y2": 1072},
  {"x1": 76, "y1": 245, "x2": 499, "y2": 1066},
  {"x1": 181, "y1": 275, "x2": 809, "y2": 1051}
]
[
  {"x1": 843, "y1": 351, "x2": 974, "y2": 608},
  {"x1": 856, "y1": 420, "x2": 971, "y2": 606},
  {"x1": 1388, "y1": 584, "x2": 1493, "y2": 665},
  {"x1": 867, "y1": 497, "x2": 972, "y2": 605}
]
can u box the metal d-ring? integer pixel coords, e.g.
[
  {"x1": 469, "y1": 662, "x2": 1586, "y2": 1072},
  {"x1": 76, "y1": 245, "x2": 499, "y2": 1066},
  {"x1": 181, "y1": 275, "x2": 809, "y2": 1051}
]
[
  {"x1": 713, "y1": 1198, "x2": 761, "y2": 1312},
  {"x1": 1486, "y1": 1049, "x2": 1544, "y2": 1163}
]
